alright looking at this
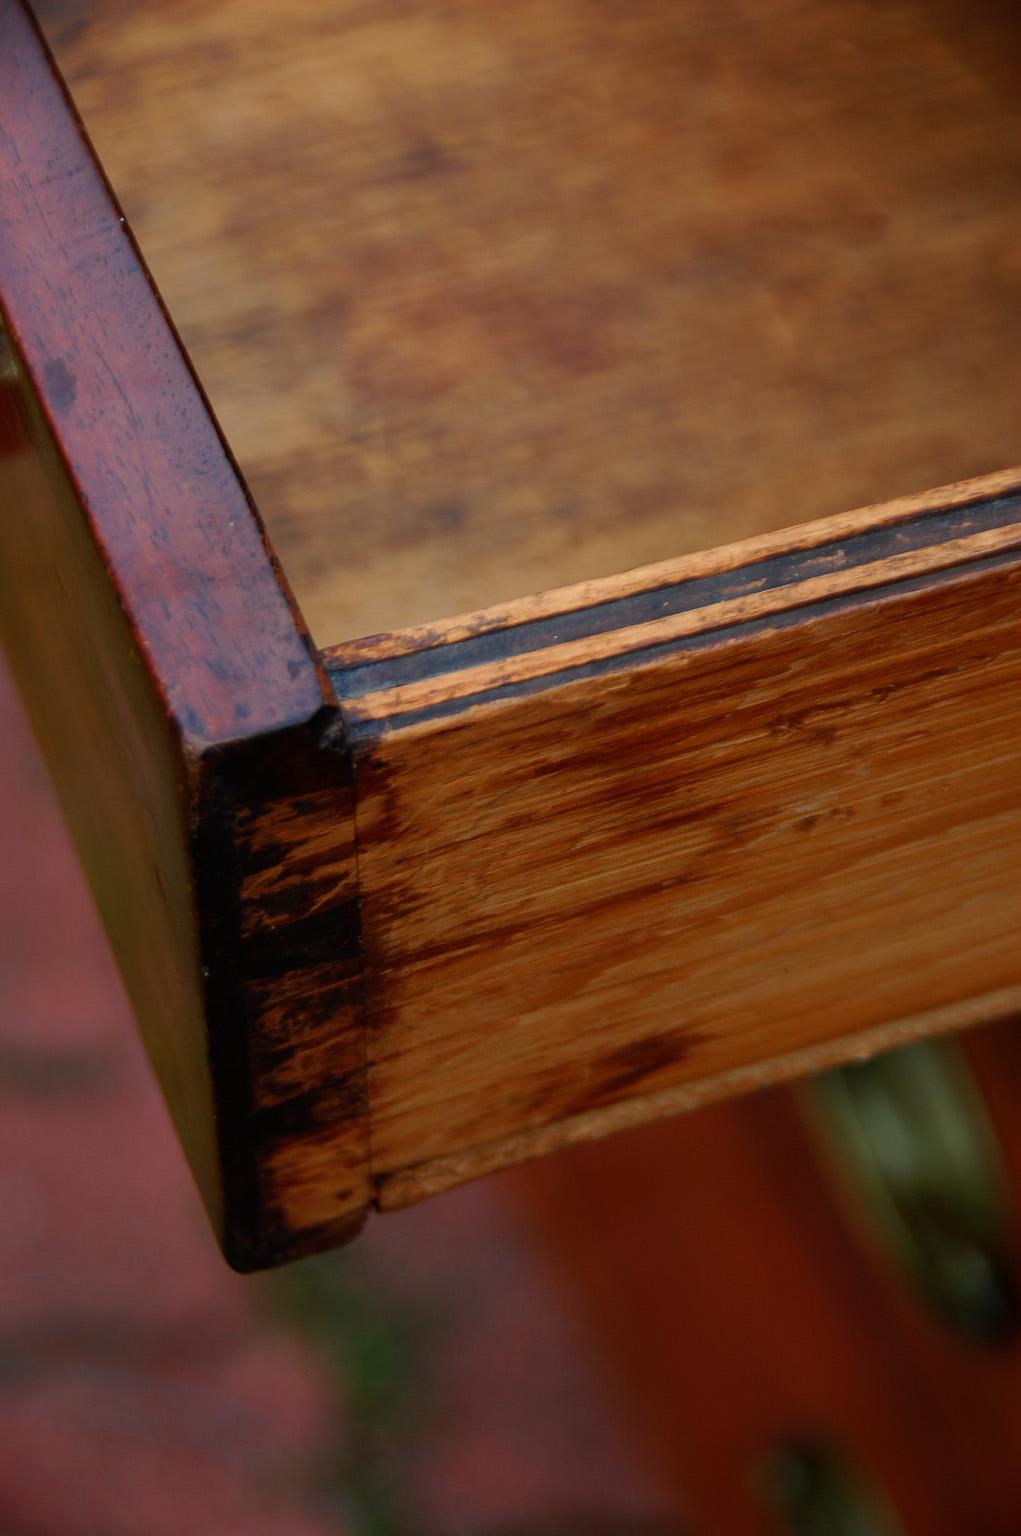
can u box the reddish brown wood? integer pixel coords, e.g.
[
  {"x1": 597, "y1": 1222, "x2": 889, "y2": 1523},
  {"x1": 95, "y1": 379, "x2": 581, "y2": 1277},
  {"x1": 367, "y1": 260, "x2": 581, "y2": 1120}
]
[
  {"x1": 0, "y1": 0, "x2": 370, "y2": 1266},
  {"x1": 5, "y1": 0, "x2": 1021, "y2": 1273}
]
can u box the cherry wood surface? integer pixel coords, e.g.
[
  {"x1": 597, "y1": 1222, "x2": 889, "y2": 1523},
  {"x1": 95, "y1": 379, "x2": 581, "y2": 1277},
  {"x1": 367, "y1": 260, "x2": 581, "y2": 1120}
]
[
  {"x1": 0, "y1": 0, "x2": 370, "y2": 1267},
  {"x1": 34, "y1": 0, "x2": 1021, "y2": 643}
]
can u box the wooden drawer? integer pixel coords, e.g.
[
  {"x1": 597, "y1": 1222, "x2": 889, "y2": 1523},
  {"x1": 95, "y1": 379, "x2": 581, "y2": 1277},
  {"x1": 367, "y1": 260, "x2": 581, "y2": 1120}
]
[{"x1": 2, "y1": 0, "x2": 1020, "y2": 1267}]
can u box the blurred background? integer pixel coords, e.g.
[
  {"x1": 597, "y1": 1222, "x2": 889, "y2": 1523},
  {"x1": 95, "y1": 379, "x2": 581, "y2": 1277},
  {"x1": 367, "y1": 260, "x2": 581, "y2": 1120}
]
[
  {"x1": 8, "y1": 646, "x2": 1021, "y2": 1536},
  {"x1": 0, "y1": 657, "x2": 682, "y2": 1534}
]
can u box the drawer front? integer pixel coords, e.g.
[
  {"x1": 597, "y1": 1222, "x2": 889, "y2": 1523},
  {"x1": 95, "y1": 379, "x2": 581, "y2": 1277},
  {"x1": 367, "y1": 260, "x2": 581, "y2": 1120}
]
[{"x1": 3, "y1": 0, "x2": 1020, "y2": 1264}]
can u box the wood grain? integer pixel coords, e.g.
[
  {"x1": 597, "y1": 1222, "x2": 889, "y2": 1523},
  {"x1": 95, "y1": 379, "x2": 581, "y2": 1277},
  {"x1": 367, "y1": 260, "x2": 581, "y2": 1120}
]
[
  {"x1": 9, "y1": 0, "x2": 1021, "y2": 1260},
  {"x1": 33, "y1": 0, "x2": 1021, "y2": 643},
  {"x1": 0, "y1": 1, "x2": 370, "y2": 1267},
  {"x1": 326, "y1": 475, "x2": 1021, "y2": 1202}
]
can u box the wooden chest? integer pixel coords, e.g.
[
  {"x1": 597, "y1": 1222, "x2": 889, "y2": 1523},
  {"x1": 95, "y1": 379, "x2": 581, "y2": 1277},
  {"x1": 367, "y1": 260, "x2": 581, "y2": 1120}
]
[{"x1": 2, "y1": 0, "x2": 1020, "y2": 1267}]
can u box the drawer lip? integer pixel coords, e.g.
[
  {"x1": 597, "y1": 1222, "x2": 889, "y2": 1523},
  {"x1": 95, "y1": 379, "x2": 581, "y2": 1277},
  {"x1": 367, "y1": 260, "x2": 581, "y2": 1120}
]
[
  {"x1": 340, "y1": 543, "x2": 1021, "y2": 739},
  {"x1": 328, "y1": 474, "x2": 1021, "y2": 684},
  {"x1": 327, "y1": 481, "x2": 1021, "y2": 738}
]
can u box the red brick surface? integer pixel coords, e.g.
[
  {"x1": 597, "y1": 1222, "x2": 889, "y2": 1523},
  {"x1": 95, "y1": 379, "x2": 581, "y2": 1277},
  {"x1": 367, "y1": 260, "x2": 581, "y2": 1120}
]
[{"x1": 0, "y1": 661, "x2": 674, "y2": 1535}]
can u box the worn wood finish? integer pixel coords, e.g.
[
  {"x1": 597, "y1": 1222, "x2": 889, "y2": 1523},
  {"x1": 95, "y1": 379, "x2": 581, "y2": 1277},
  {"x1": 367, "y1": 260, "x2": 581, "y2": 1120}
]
[
  {"x1": 326, "y1": 472, "x2": 1021, "y2": 1206},
  {"x1": 0, "y1": 0, "x2": 370, "y2": 1267},
  {"x1": 7, "y1": 0, "x2": 1021, "y2": 1262},
  {"x1": 34, "y1": 0, "x2": 1021, "y2": 642}
]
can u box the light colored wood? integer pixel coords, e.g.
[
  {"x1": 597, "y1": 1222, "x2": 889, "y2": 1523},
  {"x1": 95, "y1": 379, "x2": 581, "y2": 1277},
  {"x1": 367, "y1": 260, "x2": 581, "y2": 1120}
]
[
  {"x1": 326, "y1": 467, "x2": 1021, "y2": 667},
  {"x1": 340, "y1": 521, "x2": 1021, "y2": 719},
  {"x1": 380, "y1": 986, "x2": 1021, "y2": 1209},
  {"x1": 330, "y1": 477, "x2": 1021, "y2": 1197},
  {"x1": 37, "y1": 0, "x2": 1021, "y2": 643}
]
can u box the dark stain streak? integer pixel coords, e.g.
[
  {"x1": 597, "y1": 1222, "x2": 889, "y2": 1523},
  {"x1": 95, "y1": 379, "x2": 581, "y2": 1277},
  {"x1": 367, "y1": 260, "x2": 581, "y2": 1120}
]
[
  {"x1": 240, "y1": 889, "x2": 361, "y2": 976},
  {"x1": 422, "y1": 499, "x2": 466, "y2": 534},
  {"x1": 384, "y1": 137, "x2": 459, "y2": 183},
  {"x1": 263, "y1": 1205, "x2": 368, "y2": 1261},
  {"x1": 592, "y1": 1030, "x2": 700, "y2": 1101},
  {"x1": 252, "y1": 968, "x2": 363, "y2": 1033},
  {"x1": 192, "y1": 716, "x2": 370, "y2": 1266},
  {"x1": 250, "y1": 1071, "x2": 367, "y2": 1142},
  {"x1": 341, "y1": 546, "x2": 1021, "y2": 741},
  {"x1": 520, "y1": 1029, "x2": 706, "y2": 1125},
  {"x1": 331, "y1": 491, "x2": 1021, "y2": 703}
]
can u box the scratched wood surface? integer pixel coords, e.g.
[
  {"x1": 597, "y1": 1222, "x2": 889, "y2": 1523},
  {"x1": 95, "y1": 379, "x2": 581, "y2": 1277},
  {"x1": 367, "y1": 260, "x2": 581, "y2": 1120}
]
[
  {"x1": 35, "y1": 0, "x2": 1021, "y2": 644},
  {"x1": 325, "y1": 472, "x2": 1021, "y2": 1203},
  {"x1": 12, "y1": 0, "x2": 1021, "y2": 1262},
  {"x1": 0, "y1": 2, "x2": 371, "y2": 1268}
]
